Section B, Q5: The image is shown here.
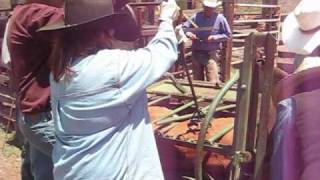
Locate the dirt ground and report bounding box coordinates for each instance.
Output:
[0,128,21,180]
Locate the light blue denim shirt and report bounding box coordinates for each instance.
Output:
[50,21,178,180]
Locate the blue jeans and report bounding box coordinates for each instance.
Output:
[20,137,34,180]
[17,111,55,180]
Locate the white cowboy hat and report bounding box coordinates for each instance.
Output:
[202,0,221,8]
[282,0,320,55]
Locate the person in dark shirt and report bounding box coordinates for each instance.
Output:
[183,0,231,85]
[7,0,63,179]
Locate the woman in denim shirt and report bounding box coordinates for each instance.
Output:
[39,0,180,179]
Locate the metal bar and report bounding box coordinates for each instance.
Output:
[171,79,237,90]
[158,122,179,135]
[179,40,202,116]
[207,124,234,144]
[195,70,240,180]
[182,12,199,28]
[156,112,202,125]
[235,3,281,8]
[234,18,281,24]
[154,98,204,123]
[148,95,171,106]
[129,2,161,6]
[246,63,260,155]
[253,34,276,180]
[158,135,234,156]
[230,33,256,180]
[164,72,188,94]
[147,90,237,103]
[215,104,237,111]
[221,0,234,82]
[233,31,278,38]
[157,104,236,125]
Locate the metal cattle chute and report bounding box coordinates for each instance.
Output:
[147,33,276,180]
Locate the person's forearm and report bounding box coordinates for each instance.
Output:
[146,20,178,56]
[212,34,230,40]
[118,21,178,97]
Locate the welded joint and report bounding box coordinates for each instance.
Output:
[232,151,252,166]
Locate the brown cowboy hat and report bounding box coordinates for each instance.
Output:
[38,0,141,42]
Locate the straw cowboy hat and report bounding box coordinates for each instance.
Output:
[39,0,140,42]
[202,0,221,8]
[282,0,320,55]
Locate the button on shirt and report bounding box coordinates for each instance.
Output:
[183,12,231,51]
[50,21,178,180]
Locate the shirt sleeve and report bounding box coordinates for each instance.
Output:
[8,4,64,45]
[271,98,301,180]
[29,6,63,35]
[1,19,11,70]
[118,21,178,105]
[212,14,232,40]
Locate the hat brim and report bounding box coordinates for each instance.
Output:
[38,13,141,42]
[282,13,320,55]
[202,1,222,8]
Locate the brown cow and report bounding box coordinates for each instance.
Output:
[148,106,234,180]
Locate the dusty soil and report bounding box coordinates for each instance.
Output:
[0,128,21,180]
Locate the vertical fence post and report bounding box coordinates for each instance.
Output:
[229,33,256,180]
[222,0,234,82]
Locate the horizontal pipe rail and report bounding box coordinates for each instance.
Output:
[233,30,278,38]
[148,95,171,106]
[235,3,281,8]
[156,104,236,125]
[234,18,281,24]
[207,124,234,144]
[129,2,160,6]
[158,135,234,156]
[154,98,205,123]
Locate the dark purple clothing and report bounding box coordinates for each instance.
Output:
[274,67,320,103]
[272,73,320,180]
[272,98,302,180]
[7,4,63,114]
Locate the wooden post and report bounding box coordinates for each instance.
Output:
[222,0,234,82]
[262,0,279,32]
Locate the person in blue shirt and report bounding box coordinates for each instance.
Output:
[183,0,231,86]
[38,0,180,179]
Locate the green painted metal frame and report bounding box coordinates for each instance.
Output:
[229,33,256,180]
[195,70,240,180]
[253,34,277,180]
[229,33,277,180]
[156,104,236,125]
[146,31,276,180]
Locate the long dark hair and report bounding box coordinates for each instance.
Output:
[49,25,112,82]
